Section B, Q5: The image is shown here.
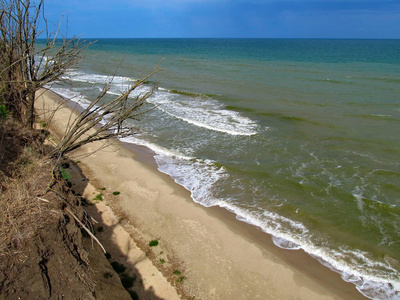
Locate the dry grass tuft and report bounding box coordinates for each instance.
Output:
[0,119,57,268]
[0,155,58,268]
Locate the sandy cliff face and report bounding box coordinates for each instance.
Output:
[0,120,131,300]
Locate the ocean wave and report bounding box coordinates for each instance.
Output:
[62,70,136,86]
[121,135,229,207]
[64,69,258,136]
[120,135,400,300]
[200,192,400,300]
[148,91,258,136]
[272,236,302,250]
[169,88,217,98]
[49,86,92,109]
[120,135,193,160]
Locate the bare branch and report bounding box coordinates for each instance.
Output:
[49,63,162,158]
[66,208,106,254]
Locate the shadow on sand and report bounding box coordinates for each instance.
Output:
[64,157,168,300]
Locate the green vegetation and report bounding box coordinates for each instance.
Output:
[0,105,10,119]
[99,187,106,191]
[103,272,113,279]
[159,258,166,264]
[173,270,185,283]
[112,191,121,195]
[59,168,71,180]
[149,240,159,247]
[178,276,185,283]
[93,193,103,201]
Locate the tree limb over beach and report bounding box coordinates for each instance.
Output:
[49,62,162,159]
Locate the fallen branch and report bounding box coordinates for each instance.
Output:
[65,208,106,254]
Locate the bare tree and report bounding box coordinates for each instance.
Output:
[49,65,161,159]
[0,0,88,128]
[1,0,161,161]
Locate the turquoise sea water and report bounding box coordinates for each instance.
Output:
[46,39,400,299]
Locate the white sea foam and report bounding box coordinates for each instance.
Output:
[63,69,259,136]
[62,71,135,86]
[203,195,400,299]
[272,236,302,250]
[49,86,92,109]
[371,114,393,117]
[121,136,229,207]
[120,135,193,160]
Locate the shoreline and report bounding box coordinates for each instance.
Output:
[121,136,366,300]
[36,88,366,299]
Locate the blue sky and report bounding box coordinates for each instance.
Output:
[42,0,400,38]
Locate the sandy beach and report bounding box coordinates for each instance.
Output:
[35,88,366,299]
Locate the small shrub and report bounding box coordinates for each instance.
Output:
[103,272,113,279]
[97,226,104,232]
[59,167,71,180]
[149,240,158,247]
[111,261,126,273]
[93,193,103,201]
[113,191,121,195]
[61,162,70,168]
[0,105,9,119]
[173,270,181,276]
[178,276,185,283]
[159,258,166,264]
[99,187,106,190]
[120,272,136,289]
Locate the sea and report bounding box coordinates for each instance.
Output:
[43,39,400,299]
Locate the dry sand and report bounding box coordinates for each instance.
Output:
[35,89,366,300]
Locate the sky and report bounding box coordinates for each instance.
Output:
[41,0,400,39]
